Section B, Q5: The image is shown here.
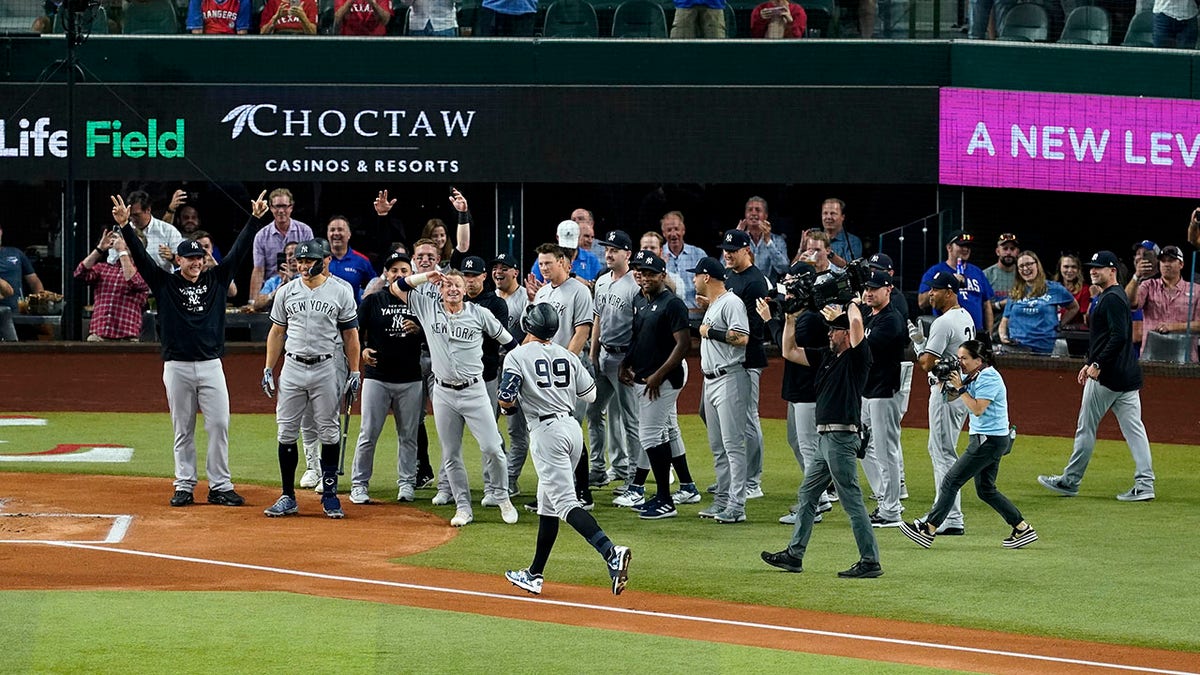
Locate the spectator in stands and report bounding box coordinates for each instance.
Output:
[166,198,222,261]
[327,215,376,307]
[1128,240,1159,353]
[639,231,685,300]
[122,190,185,273]
[527,220,605,286]
[796,229,837,273]
[1129,245,1199,340]
[1054,253,1089,329]
[401,0,458,35]
[250,188,312,307]
[1189,207,1200,249]
[187,0,252,33]
[252,241,298,312]
[477,0,536,36]
[998,251,1078,354]
[0,277,13,342]
[421,210,471,270]
[0,224,45,317]
[192,230,237,298]
[919,230,994,338]
[573,209,606,261]
[659,211,707,322]
[983,233,1020,316]
[738,196,789,284]
[750,0,806,37]
[671,0,727,37]
[969,0,1015,39]
[1152,0,1198,49]
[334,0,391,34]
[74,229,150,342]
[260,0,317,34]
[820,198,862,266]
[31,1,62,33]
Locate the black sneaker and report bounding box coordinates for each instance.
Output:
[837,559,883,578]
[169,490,194,507]
[761,550,804,573]
[207,489,245,506]
[938,526,966,536]
[523,500,539,513]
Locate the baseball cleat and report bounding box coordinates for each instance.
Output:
[264,494,299,517]
[169,490,194,507]
[431,491,454,506]
[745,485,764,500]
[506,568,543,595]
[481,493,499,507]
[612,486,645,508]
[1116,486,1156,502]
[713,508,746,524]
[671,483,702,504]
[697,503,727,519]
[638,499,677,520]
[322,495,345,519]
[607,545,631,596]
[498,497,519,524]
[207,489,245,507]
[299,469,321,489]
[349,486,370,505]
[1037,474,1078,497]
[450,509,473,527]
[396,484,415,502]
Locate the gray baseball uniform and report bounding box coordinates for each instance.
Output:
[302,275,353,479]
[270,274,358,446]
[700,291,751,515]
[533,276,593,422]
[588,269,641,485]
[407,287,514,512]
[498,288,531,490]
[921,306,975,531]
[502,340,597,518]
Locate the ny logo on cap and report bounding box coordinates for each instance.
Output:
[634,251,646,261]
[607,231,618,240]
[465,260,476,270]
[725,234,733,243]
[1091,253,1099,261]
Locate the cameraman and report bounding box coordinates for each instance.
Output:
[761,300,882,579]
[914,271,975,536]
[860,271,908,528]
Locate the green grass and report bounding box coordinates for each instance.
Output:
[3,412,1199,651]
[0,591,966,674]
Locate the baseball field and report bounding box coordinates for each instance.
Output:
[2,349,1198,674]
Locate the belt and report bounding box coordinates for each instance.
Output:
[538,411,571,422]
[602,344,628,354]
[703,365,742,379]
[437,377,479,391]
[817,423,859,434]
[287,352,333,365]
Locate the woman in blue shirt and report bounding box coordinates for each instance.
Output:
[999,251,1079,354]
[901,340,1038,550]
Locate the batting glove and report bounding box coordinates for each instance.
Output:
[261,368,276,399]
[907,320,926,345]
[345,371,362,405]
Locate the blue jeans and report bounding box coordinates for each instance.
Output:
[409,22,458,36]
[1152,13,1198,49]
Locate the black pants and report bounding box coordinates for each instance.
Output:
[927,433,1023,528]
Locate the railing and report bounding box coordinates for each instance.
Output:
[876,208,955,292]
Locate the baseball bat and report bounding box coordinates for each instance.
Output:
[337,392,351,476]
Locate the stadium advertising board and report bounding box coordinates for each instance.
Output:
[0,84,937,183]
[940,87,1200,199]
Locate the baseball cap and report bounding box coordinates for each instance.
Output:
[826,312,851,330]
[718,229,752,251]
[294,239,327,260]
[597,230,633,251]
[788,260,815,277]
[459,256,487,276]
[864,270,893,288]
[631,250,666,274]
[997,233,1020,247]
[1084,250,1120,269]
[1159,245,1184,261]
[556,220,580,249]
[383,250,410,268]
[1133,239,1159,254]
[176,240,206,258]
[687,256,727,280]
[945,230,974,247]
[867,253,893,271]
[928,270,961,290]
[491,253,518,269]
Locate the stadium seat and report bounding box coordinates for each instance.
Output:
[122,0,179,35]
[1058,5,1109,45]
[52,5,109,34]
[1121,10,1153,47]
[1140,331,1194,363]
[543,0,600,37]
[724,4,737,37]
[799,0,836,36]
[611,0,668,37]
[997,2,1049,42]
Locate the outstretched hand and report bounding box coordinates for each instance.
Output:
[374,189,396,216]
[110,195,130,225]
[250,190,269,219]
[449,188,468,213]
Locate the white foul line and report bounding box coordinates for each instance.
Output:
[0,513,133,544]
[36,541,1197,675]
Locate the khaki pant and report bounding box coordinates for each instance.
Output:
[670,7,726,38]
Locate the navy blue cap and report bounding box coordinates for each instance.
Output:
[294,239,329,260]
[631,250,666,274]
[598,230,633,251]
[491,253,518,269]
[1084,250,1120,269]
[687,256,727,280]
[383,251,410,268]
[826,312,851,330]
[864,270,893,288]
[460,256,487,275]
[176,240,206,258]
[868,253,894,271]
[928,270,961,290]
[718,229,752,251]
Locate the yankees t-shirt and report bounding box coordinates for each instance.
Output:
[359,289,423,384]
[626,288,689,388]
[863,302,908,399]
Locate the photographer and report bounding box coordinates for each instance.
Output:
[915,271,975,536]
[761,300,882,579]
[900,340,1037,550]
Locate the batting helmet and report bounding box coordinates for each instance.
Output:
[522,303,559,341]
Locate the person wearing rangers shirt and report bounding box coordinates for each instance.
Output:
[187,0,252,33]
[334,0,392,35]
[261,0,317,34]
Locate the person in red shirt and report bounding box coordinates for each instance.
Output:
[74,230,150,342]
[750,0,806,38]
[334,0,392,35]
[261,0,318,34]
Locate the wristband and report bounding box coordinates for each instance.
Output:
[1090,362,1100,370]
[457,210,471,224]
[708,329,728,343]
[94,247,105,257]
[118,251,129,258]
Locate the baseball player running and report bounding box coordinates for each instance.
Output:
[914,271,975,535]
[501,303,631,596]
[262,239,362,519]
[349,251,425,504]
[690,256,752,523]
[392,268,521,527]
[111,192,266,508]
[619,251,691,520]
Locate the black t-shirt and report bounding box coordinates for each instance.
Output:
[124,217,257,363]
[626,288,689,389]
[766,310,827,403]
[863,302,908,398]
[725,265,769,369]
[467,288,509,382]
[1087,285,1142,392]
[812,340,872,426]
[359,288,424,384]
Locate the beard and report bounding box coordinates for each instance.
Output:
[1001,255,1017,266]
